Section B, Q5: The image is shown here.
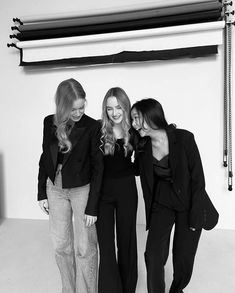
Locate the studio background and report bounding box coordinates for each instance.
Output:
[0,0,234,229]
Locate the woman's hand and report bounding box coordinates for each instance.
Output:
[39,199,49,215]
[84,214,97,227]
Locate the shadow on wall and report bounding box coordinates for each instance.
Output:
[0,153,5,220]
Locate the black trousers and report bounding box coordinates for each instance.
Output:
[96,175,138,293]
[145,204,202,293]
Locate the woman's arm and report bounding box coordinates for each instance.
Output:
[37,116,50,201]
[85,122,104,216]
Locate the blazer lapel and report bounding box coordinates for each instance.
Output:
[167,127,178,179]
[49,119,87,168]
[140,138,154,195]
[62,125,86,166]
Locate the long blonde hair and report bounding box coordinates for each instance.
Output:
[54,78,86,153]
[101,87,132,156]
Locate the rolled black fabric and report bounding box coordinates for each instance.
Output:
[19,1,221,31]
[16,9,222,41]
[20,45,218,67]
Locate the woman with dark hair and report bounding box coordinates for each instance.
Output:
[97,87,138,293]
[37,78,103,293]
[130,98,218,293]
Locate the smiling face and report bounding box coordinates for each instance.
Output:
[70,98,86,122]
[106,96,124,125]
[131,107,152,137]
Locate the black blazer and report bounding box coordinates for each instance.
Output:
[37,114,103,216]
[133,125,219,230]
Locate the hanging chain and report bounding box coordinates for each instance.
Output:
[227,24,233,190]
[223,26,228,167]
[223,0,234,191]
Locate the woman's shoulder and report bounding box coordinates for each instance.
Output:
[175,128,193,137]
[167,124,192,137]
[173,128,195,146]
[96,119,102,126]
[43,114,54,125]
[82,114,101,127]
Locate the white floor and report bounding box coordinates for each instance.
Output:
[0,219,235,293]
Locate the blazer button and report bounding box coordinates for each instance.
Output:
[177,189,181,194]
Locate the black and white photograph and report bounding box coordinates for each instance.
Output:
[1,0,235,292]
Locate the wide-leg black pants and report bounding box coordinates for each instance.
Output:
[145,204,202,293]
[96,175,138,293]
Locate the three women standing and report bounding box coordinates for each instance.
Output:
[38,80,218,293]
[37,78,103,293]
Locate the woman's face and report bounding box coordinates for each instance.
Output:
[70,98,86,122]
[131,108,151,137]
[106,96,124,125]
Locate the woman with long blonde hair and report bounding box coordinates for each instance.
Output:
[37,78,103,293]
[97,87,138,293]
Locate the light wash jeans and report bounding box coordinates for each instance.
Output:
[47,167,98,293]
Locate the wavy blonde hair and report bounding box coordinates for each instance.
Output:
[54,78,86,153]
[101,87,132,156]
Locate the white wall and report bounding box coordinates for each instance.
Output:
[0,0,234,229]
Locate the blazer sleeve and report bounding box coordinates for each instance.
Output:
[185,133,206,228]
[85,122,104,216]
[37,117,50,201]
[185,132,219,230]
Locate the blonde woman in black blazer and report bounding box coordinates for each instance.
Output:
[130,98,218,293]
[37,78,103,293]
[96,87,138,293]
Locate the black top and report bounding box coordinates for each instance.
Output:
[153,155,171,179]
[57,149,65,165]
[103,139,135,179]
[153,155,185,211]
